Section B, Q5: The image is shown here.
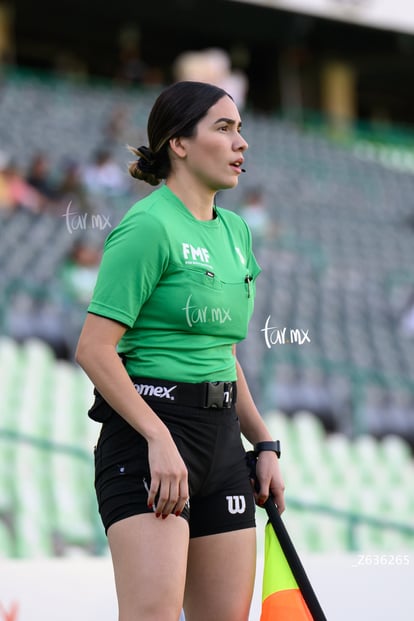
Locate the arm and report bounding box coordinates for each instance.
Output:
[234,349,285,513]
[76,313,189,517]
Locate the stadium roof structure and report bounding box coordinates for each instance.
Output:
[231,0,414,36]
[9,0,414,122]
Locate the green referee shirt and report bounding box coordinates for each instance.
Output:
[88,185,261,382]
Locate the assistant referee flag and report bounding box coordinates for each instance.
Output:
[260,496,327,621]
[261,520,313,620]
[245,449,326,620]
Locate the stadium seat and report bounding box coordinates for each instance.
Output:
[1,70,414,557]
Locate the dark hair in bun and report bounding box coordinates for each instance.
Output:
[128,80,230,186]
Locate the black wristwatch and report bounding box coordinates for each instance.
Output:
[254,440,281,459]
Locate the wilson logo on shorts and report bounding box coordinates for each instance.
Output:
[226,495,246,515]
[133,383,177,400]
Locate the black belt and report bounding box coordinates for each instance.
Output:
[130,376,237,409]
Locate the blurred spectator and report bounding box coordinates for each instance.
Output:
[7,239,101,361]
[173,48,228,85]
[60,240,101,306]
[53,51,88,82]
[59,239,102,356]
[116,45,148,85]
[82,148,131,197]
[239,186,276,242]
[55,158,92,214]
[0,155,48,213]
[229,43,251,88]
[115,23,149,86]
[220,68,249,112]
[26,151,57,200]
[103,105,130,145]
[0,150,12,210]
[173,47,249,110]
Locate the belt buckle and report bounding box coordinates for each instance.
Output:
[204,381,233,408]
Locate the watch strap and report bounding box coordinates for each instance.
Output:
[254,440,281,458]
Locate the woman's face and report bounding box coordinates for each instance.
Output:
[179,95,248,191]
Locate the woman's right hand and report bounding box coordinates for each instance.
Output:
[76,315,189,518]
[146,431,189,518]
[76,314,189,518]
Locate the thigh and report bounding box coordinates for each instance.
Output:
[184,528,257,621]
[108,514,189,621]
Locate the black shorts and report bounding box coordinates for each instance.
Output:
[93,399,256,538]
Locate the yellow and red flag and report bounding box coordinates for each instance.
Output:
[261,520,313,620]
[245,449,326,620]
[259,497,327,621]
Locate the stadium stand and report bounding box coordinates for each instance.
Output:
[1,337,413,558]
[1,69,414,557]
[0,336,105,558]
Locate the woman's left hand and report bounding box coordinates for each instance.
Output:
[254,451,285,514]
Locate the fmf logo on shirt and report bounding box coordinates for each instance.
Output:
[182,243,210,264]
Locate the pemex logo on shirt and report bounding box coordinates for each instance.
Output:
[182,242,211,266]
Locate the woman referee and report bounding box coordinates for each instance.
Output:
[76,80,285,621]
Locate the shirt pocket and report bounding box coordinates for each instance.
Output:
[169,266,257,339]
[184,267,224,291]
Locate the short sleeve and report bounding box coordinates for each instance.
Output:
[88,212,169,327]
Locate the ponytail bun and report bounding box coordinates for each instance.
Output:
[127,145,162,186]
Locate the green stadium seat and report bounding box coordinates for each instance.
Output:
[1,69,414,556]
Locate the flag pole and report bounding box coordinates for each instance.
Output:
[246,451,328,621]
[262,495,327,621]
